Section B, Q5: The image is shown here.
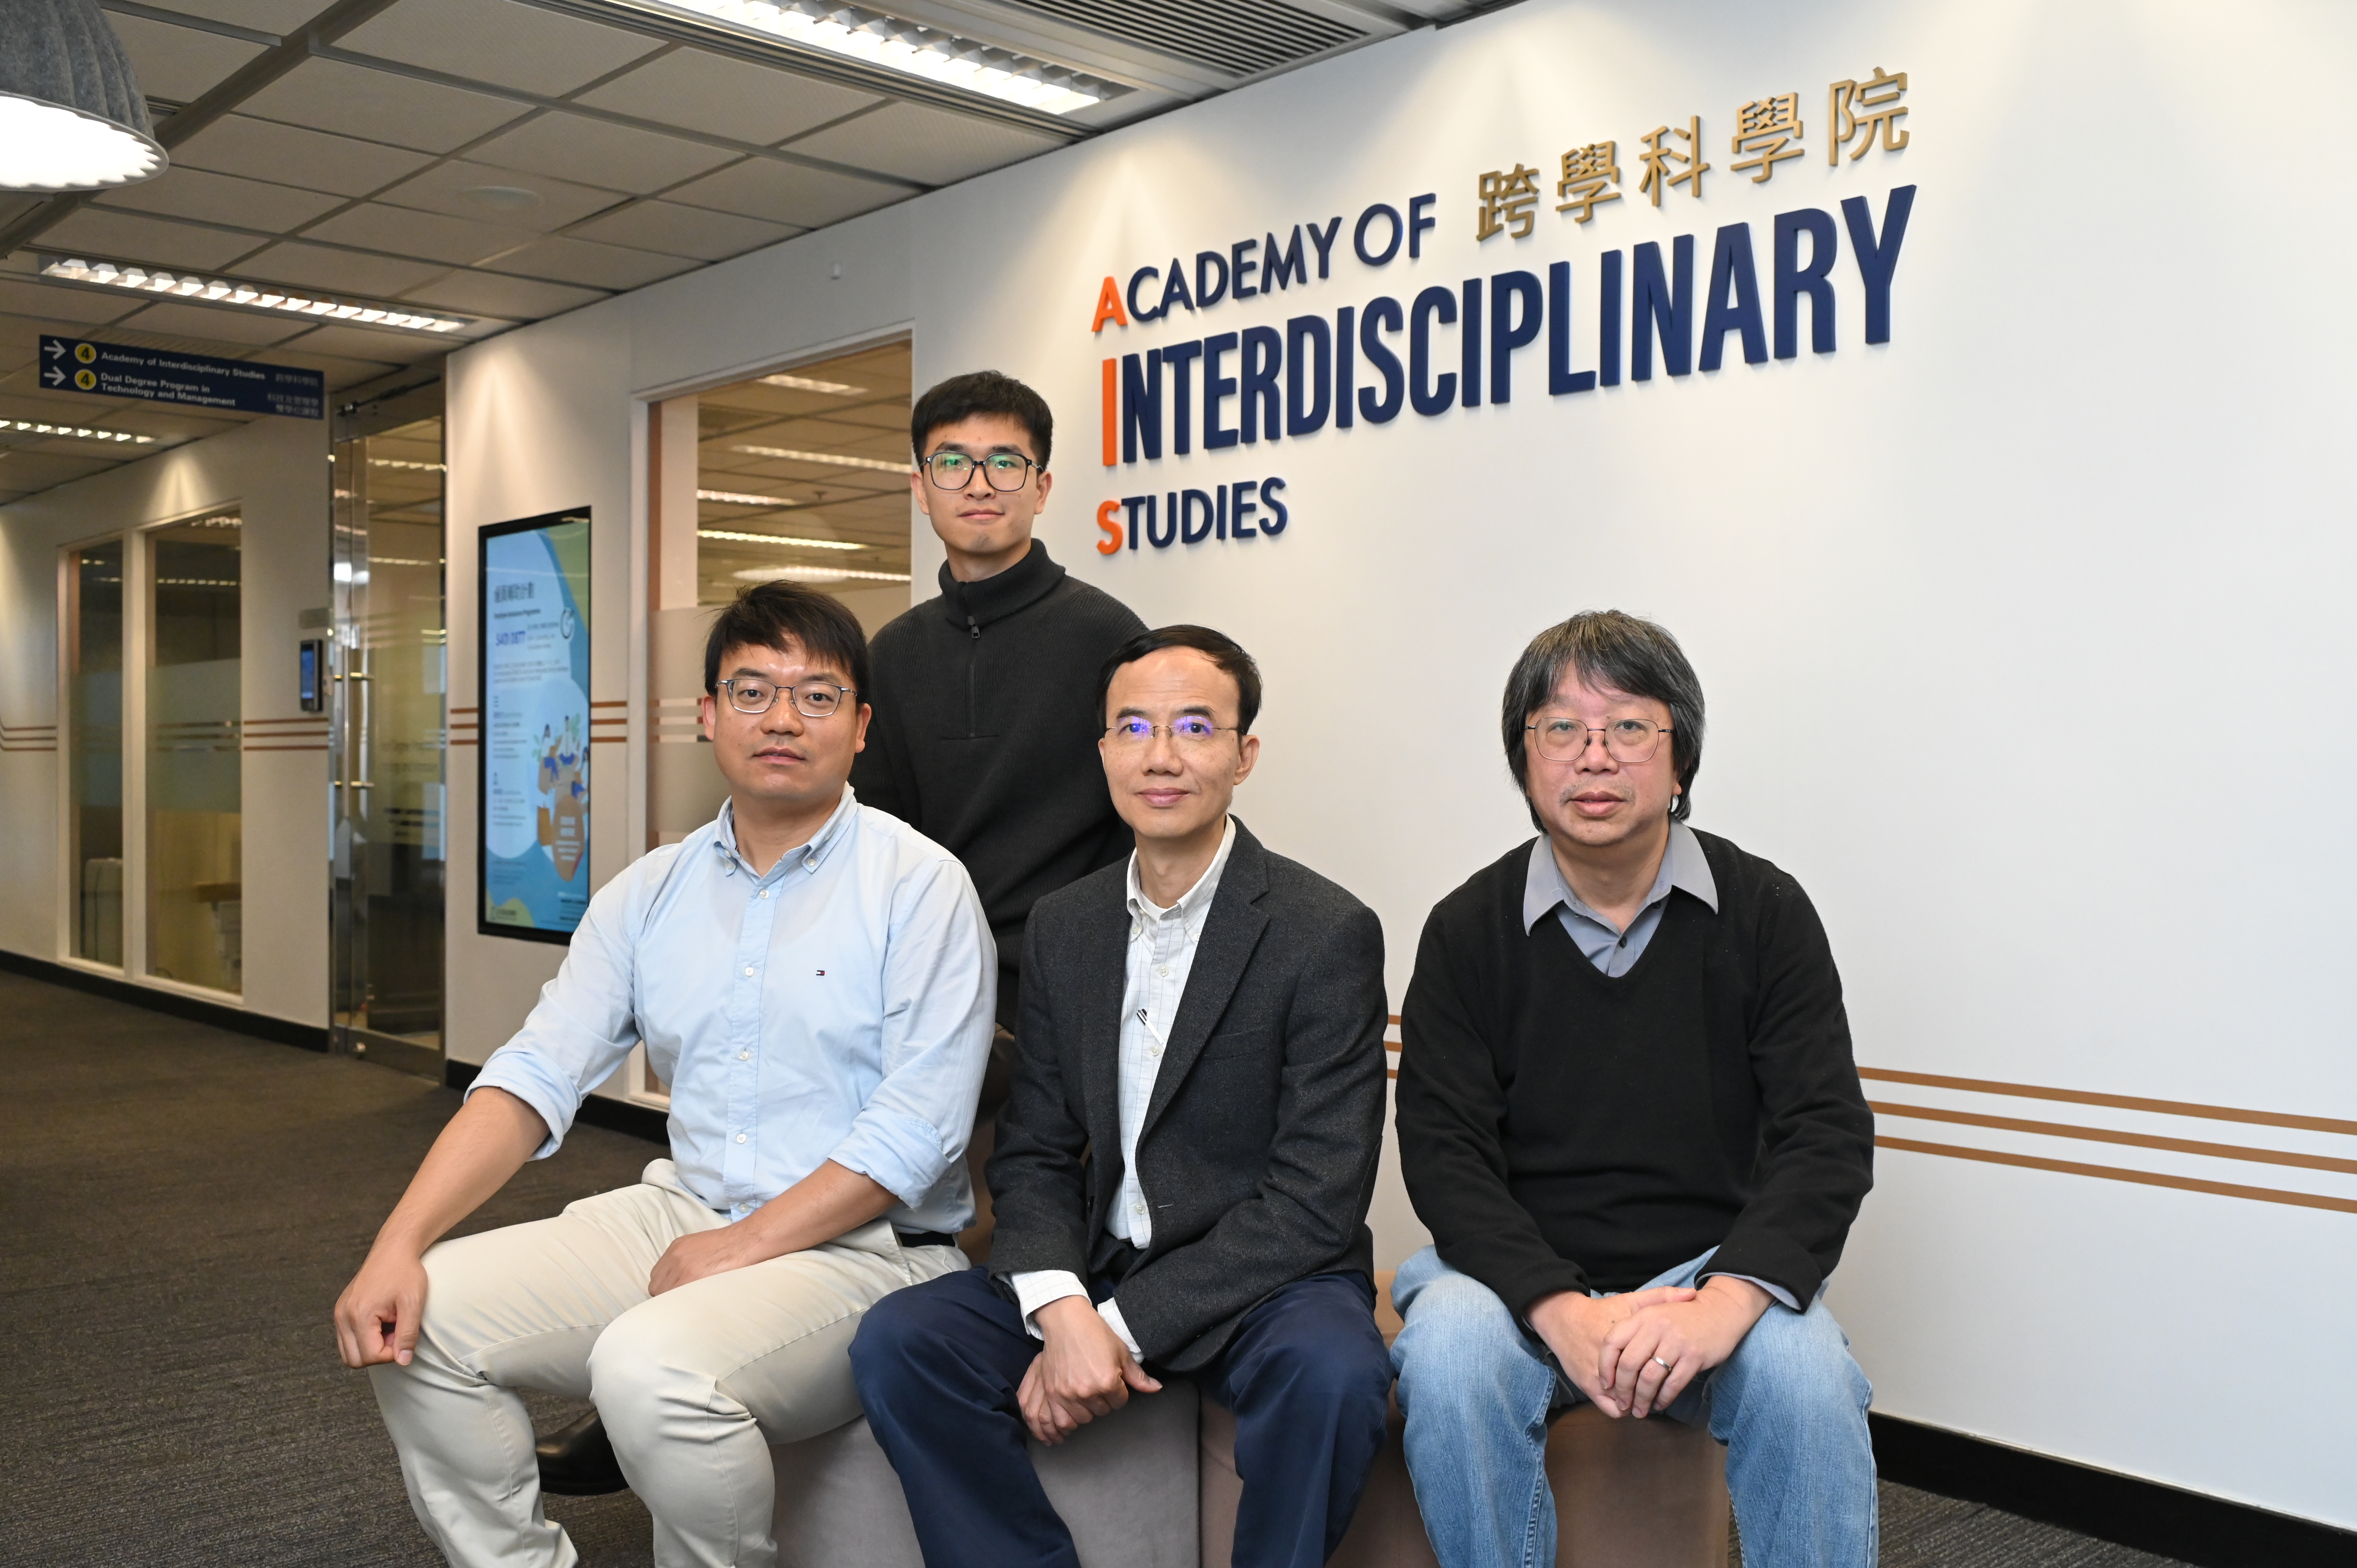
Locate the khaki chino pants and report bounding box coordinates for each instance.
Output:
[368,1159,965,1568]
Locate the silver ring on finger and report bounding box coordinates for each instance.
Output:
[1652,1355,1674,1373]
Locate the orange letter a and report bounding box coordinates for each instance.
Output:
[1090,275,1129,333]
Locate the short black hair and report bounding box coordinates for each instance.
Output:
[1098,625,1263,735]
[703,579,869,699]
[910,370,1053,470]
[1501,610,1705,823]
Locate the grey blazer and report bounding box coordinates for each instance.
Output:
[986,820,1389,1371]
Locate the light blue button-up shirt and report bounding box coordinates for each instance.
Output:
[469,788,997,1235]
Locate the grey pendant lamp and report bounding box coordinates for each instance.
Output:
[0,0,166,191]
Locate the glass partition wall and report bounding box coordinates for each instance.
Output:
[67,540,125,967]
[145,514,243,993]
[330,414,447,1073]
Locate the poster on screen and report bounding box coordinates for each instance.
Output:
[478,509,592,942]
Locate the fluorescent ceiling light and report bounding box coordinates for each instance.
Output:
[370,457,447,470]
[732,565,912,583]
[699,528,864,550]
[6,419,152,443]
[40,255,469,334]
[0,93,164,191]
[626,0,1117,116]
[731,445,911,473]
[758,373,865,394]
[698,487,793,505]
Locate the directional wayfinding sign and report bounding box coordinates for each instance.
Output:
[39,336,325,419]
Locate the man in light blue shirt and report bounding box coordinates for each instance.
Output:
[334,582,995,1568]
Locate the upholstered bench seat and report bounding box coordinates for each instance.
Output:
[764,1270,1728,1568]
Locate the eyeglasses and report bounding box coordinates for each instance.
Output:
[1527,716,1672,763]
[719,678,855,717]
[1104,716,1235,747]
[922,450,1040,491]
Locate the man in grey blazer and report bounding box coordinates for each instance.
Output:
[852,625,1394,1568]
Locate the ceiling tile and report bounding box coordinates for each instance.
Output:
[477,237,696,290]
[111,300,315,345]
[465,113,737,194]
[136,0,336,36]
[0,279,148,326]
[233,240,450,296]
[95,164,346,231]
[239,58,531,152]
[665,157,905,227]
[107,13,269,103]
[271,322,444,363]
[376,160,626,231]
[336,0,664,97]
[396,269,603,319]
[39,208,262,271]
[299,203,540,267]
[572,48,880,147]
[783,102,1064,187]
[565,200,797,261]
[171,115,438,197]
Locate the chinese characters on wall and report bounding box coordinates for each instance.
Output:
[1478,66,1908,238]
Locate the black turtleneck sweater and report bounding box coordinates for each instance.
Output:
[851,542,1143,1025]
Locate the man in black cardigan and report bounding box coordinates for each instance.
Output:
[1392,611,1877,1568]
[853,626,1394,1568]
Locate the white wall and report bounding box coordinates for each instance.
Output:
[0,414,331,1026]
[442,0,2357,1525]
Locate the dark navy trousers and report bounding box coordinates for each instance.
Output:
[851,1265,1392,1568]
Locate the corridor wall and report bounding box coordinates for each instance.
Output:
[0,414,332,1028]
[439,0,2357,1529]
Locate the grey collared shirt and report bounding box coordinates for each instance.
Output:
[1520,821,1796,1311]
[1523,819,1718,974]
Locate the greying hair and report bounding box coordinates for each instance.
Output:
[1501,610,1705,823]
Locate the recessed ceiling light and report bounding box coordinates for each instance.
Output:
[731,564,911,583]
[459,185,543,212]
[614,0,1118,116]
[38,254,469,334]
[699,528,864,550]
[758,373,865,395]
[731,445,911,473]
[5,419,154,443]
[698,487,792,505]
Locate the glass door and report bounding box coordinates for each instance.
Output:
[330,412,447,1076]
[66,540,125,967]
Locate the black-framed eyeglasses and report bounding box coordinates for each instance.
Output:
[719,678,855,718]
[1103,716,1235,747]
[922,450,1041,491]
[1526,716,1672,763]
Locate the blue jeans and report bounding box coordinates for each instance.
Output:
[1389,1247,1875,1568]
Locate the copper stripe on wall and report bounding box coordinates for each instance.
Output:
[1869,1100,2357,1176]
[1876,1135,2357,1216]
[1860,1066,2357,1137]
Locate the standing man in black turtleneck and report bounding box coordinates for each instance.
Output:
[855,369,1144,1187]
[854,371,1144,1039]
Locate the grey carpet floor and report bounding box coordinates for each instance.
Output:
[0,970,2188,1568]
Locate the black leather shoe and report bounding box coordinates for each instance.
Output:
[535,1410,629,1496]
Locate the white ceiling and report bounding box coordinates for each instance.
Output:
[0,0,1476,505]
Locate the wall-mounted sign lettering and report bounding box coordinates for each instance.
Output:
[37,335,325,419]
[478,510,592,943]
[1084,65,1915,558]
